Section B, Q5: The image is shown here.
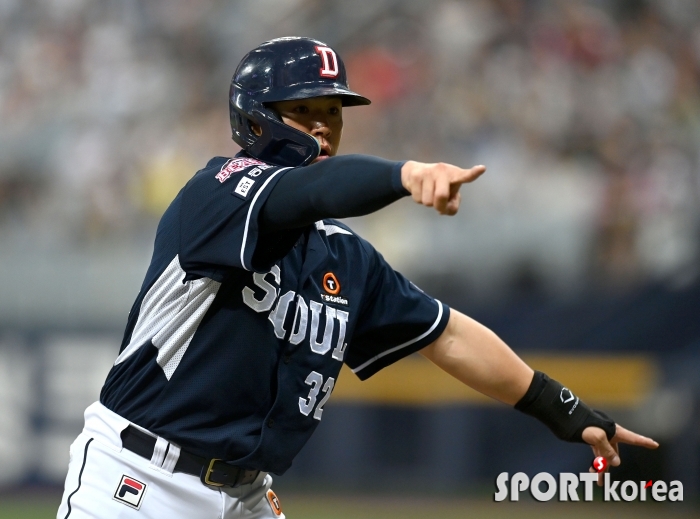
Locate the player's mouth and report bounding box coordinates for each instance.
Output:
[313,145,332,163]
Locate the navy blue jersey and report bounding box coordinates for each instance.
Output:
[100,154,450,474]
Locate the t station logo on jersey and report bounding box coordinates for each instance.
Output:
[494,472,683,502]
[322,272,341,294]
[320,272,348,305]
[113,475,147,510]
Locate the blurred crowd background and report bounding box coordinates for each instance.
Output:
[2,0,700,296]
[0,0,699,511]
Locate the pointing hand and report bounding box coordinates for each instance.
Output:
[400,161,486,215]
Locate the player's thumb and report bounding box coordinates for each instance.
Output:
[584,426,620,467]
[602,442,620,467]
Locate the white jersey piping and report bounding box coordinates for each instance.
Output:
[240,167,291,270]
[351,300,444,375]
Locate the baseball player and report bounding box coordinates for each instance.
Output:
[57,37,658,519]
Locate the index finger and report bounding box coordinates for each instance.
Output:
[613,425,659,449]
[450,164,486,185]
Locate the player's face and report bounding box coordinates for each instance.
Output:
[266,97,343,163]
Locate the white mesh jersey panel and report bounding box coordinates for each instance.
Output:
[113,255,221,380]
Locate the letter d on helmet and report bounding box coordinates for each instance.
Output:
[229,37,371,168]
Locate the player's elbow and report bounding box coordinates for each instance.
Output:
[420,310,460,362]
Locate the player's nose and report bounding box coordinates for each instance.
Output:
[311,119,332,139]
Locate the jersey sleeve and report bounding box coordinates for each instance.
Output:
[346,241,451,380]
[178,156,293,276]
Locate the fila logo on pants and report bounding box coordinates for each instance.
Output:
[113,475,147,510]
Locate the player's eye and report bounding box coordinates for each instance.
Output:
[293,105,309,114]
[328,106,340,115]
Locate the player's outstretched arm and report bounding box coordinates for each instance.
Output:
[420,310,659,484]
[419,310,534,405]
[260,156,486,232]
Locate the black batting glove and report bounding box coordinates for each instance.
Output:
[514,371,616,443]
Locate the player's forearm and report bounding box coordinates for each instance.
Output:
[260,155,408,232]
[420,310,533,405]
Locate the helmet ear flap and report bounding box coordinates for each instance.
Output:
[230,93,320,167]
[249,106,320,167]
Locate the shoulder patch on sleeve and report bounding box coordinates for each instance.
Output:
[233,176,256,198]
[215,157,272,183]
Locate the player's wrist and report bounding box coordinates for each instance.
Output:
[392,161,410,196]
[400,161,415,193]
[515,370,616,443]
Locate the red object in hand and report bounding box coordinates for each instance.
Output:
[592,456,608,473]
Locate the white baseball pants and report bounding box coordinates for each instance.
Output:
[56,402,285,519]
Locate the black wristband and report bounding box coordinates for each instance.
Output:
[515,371,616,443]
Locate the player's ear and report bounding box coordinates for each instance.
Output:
[250,123,262,137]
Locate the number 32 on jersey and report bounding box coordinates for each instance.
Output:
[299,371,335,420]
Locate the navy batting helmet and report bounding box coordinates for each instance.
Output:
[230,37,371,167]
